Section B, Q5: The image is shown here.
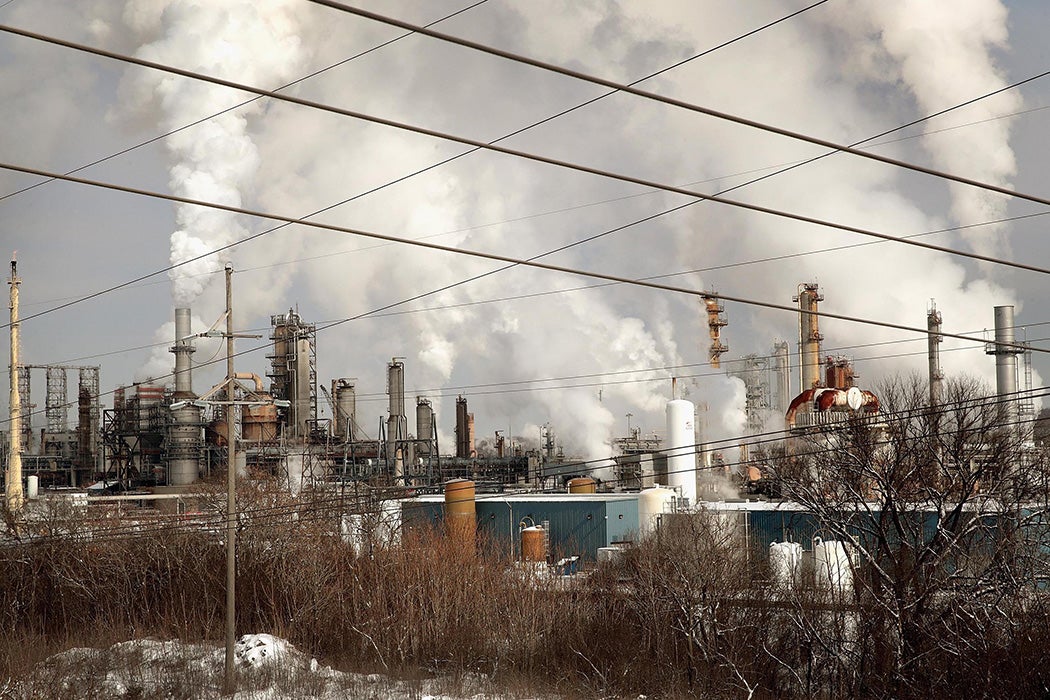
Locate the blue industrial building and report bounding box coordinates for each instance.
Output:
[403,493,639,560]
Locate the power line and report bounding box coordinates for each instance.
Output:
[0,26,1046,287]
[304,1,1050,210]
[1,10,1044,429]
[0,1,848,327]
[0,0,492,205]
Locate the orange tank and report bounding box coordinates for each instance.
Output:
[567,477,597,494]
[521,526,546,562]
[444,479,476,550]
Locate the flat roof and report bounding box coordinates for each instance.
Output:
[412,492,640,504]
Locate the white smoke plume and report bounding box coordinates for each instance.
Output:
[818,1,1021,262]
[95,0,1037,443]
[119,0,309,309]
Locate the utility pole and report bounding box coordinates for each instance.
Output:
[223,263,236,695]
[7,255,23,514]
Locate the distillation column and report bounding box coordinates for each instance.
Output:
[386,359,407,480]
[795,283,824,392]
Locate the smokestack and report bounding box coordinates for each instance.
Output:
[7,255,24,512]
[927,302,943,406]
[168,306,201,486]
[172,307,195,396]
[986,305,1021,428]
[795,283,824,392]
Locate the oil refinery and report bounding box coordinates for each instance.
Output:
[3,257,1041,563]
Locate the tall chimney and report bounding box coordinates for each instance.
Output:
[986,305,1021,429]
[173,308,195,397]
[927,302,943,406]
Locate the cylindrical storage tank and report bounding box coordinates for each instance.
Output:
[242,401,278,442]
[415,397,433,456]
[666,399,697,505]
[638,486,675,537]
[333,379,356,441]
[444,479,476,550]
[813,537,853,594]
[769,541,803,588]
[521,525,546,562]
[567,477,596,494]
[26,475,39,500]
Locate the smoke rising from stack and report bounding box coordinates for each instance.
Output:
[96,1,1039,443]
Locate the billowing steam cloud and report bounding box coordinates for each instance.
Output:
[819,1,1021,261]
[112,0,1035,455]
[120,0,308,307]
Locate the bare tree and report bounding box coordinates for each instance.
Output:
[771,374,1050,698]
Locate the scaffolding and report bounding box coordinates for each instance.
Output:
[13,364,100,485]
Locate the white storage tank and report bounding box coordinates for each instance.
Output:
[666,399,697,505]
[638,486,676,537]
[813,537,853,593]
[769,541,802,587]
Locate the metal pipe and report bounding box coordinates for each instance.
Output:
[233,372,265,394]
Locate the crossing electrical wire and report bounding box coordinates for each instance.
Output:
[0,24,1045,300]
[2,1,838,324]
[304,1,1050,210]
[8,162,1046,357]
[0,0,492,206]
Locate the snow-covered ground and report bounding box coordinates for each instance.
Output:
[11,633,543,699]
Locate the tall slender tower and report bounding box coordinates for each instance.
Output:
[794,283,824,392]
[927,301,943,407]
[7,256,24,512]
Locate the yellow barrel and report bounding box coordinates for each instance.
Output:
[444,479,476,549]
[521,526,546,562]
[567,477,597,494]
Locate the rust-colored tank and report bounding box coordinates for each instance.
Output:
[444,479,476,549]
[521,525,546,562]
[567,477,597,494]
[242,400,278,442]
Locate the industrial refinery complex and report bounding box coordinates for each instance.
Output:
[3,255,1040,565]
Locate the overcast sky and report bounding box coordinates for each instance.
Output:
[2,0,1048,461]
